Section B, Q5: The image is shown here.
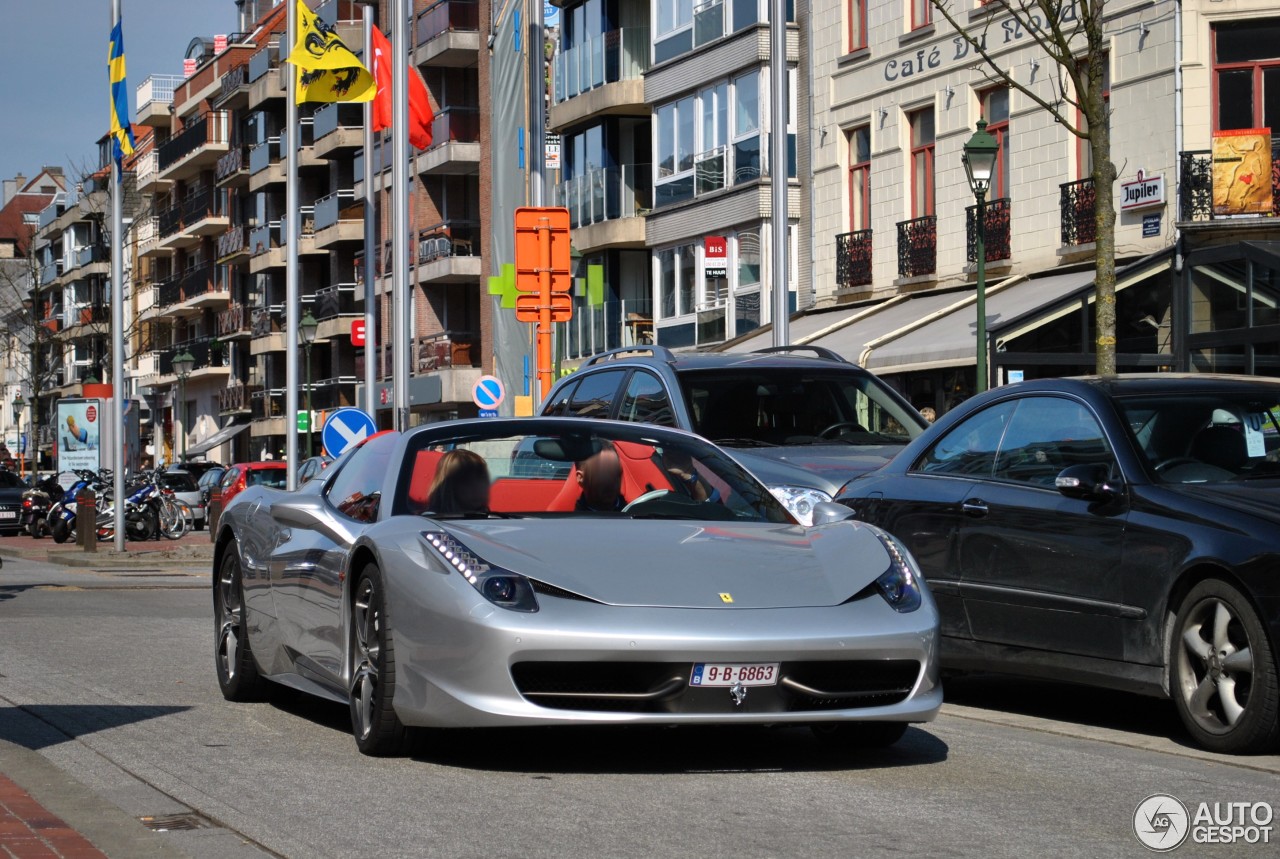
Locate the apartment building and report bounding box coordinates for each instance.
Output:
[549,0,807,358]
[733,0,1280,413]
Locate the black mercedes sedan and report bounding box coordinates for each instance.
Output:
[836,375,1280,754]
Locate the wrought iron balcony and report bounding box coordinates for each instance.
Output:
[217,225,249,259]
[217,302,251,338]
[417,332,479,371]
[216,145,248,183]
[219,382,259,414]
[966,197,1011,263]
[1059,178,1096,246]
[835,229,873,289]
[896,216,937,279]
[1179,139,1280,221]
[157,111,230,172]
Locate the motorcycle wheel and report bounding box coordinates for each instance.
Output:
[50,517,70,544]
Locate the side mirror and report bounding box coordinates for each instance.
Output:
[810,500,857,526]
[1055,464,1122,502]
[270,495,355,544]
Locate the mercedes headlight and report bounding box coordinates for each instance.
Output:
[873,533,923,613]
[768,485,832,526]
[421,531,538,612]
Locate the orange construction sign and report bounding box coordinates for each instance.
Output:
[512,207,574,402]
[515,293,573,323]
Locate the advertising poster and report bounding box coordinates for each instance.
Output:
[56,398,101,474]
[1212,128,1273,215]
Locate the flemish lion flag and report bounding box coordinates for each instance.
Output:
[286,0,374,103]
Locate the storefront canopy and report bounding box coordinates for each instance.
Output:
[184,421,250,458]
[721,298,892,353]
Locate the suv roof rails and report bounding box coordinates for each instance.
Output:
[750,345,851,363]
[581,345,677,367]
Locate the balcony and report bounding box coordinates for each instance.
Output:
[216,145,250,188]
[835,229,873,290]
[216,302,253,340]
[135,74,183,125]
[1059,178,1096,248]
[416,222,481,284]
[414,108,481,175]
[248,222,280,273]
[309,380,360,412]
[896,215,937,280]
[157,111,231,182]
[966,198,1011,264]
[251,388,286,432]
[157,187,227,250]
[247,45,283,109]
[212,63,250,111]
[219,382,259,415]
[315,284,359,341]
[551,28,649,131]
[558,298,654,361]
[653,134,770,209]
[315,190,362,247]
[556,164,651,251]
[135,149,171,195]
[248,138,284,191]
[157,338,228,381]
[415,0,481,67]
[313,103,365,159]
[250,304,286,355]
[136,216,164,258]
[1179,140,1280,224]
[62,304,110,333]
[216,225,252,263]
[70,244,108,276]
[39,260,63,286]
[156,263,223,315]
[282,118,323,170]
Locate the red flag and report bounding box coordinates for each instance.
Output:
[370,27,434,150]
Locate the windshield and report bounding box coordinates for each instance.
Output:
[394,426,793,523]
[160,472,198,492]
[1117,392,1280,483]
[246,468,288,489]
[678,368,924,447]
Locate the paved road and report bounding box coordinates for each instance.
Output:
[0,554,1276,858]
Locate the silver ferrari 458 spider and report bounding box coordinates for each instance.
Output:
[212,418,941,755]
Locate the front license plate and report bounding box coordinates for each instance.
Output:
[689,663,779,687]
[0,511,17,519]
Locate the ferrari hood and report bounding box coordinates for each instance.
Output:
[433,519,893,609]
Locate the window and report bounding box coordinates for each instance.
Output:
[657,243,698,319]
[914,400,1017,476]
[848,126,871,230]
[656,95,696,206]
[655,0,694,63]
[327,431,400,523]
[733,70,761,184]
[911,0,931,30]
[1076,54,1110,179]
[567,369,626,417]
[980,87,1010,199]
[618,371,676,425]
[992,398,1112,486]
[542,378,580,415]
[1214,20,1280,130]
[697,82,729,194]
[848,0,867,52]
[909,107,935,217]
[656,75,761,208]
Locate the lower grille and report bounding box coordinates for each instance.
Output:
[511,660,920,714]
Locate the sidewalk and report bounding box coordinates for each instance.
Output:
[0,530,213,570]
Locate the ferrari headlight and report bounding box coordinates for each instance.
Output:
[421,531,538,612]
[768,485,832,526]
[873,533,922,613]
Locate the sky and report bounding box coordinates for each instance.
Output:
[1,1,234,184]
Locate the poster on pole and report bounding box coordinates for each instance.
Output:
[56,398,101,474]
[1212,129,1274,216]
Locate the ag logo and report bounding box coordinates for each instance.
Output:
[1133,794,1189,851]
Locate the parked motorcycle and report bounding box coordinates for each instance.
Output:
[95,469,189,542]
[21,474,63,539]
[48,469,108,544]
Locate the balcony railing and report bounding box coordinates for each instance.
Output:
[249,222,279,255]
[417,0,480,45]
[135,150,160,187]
[655,133,769,208]
[157,111,231,171]
[418,222,479,262]
[314,283,357,320]
[249,138,280,174]
[315,189,358,231]
[1179,139,1280,221]
[313,102,363,140]
[217,225,249,259]
[251,388,285,421]
[556,164,652,229]
[282,207,316,238]
[417,332,479,371]
[966,197,1011,263]
[554,27,650,103]
[159,338,225,375]
[216,145,248,182]
[136,216,159,252]
[1059,178,1096,246]
[219,382,259,413]
[558,299,654,361]
[135,74,183,114]
[182,187,218,223]
[247,44,278,83]
[158,202,183,238]
[213,64,248,107]
[896,215,937,279]
[835,229,873,289]
[65,304,110,328]
[429,107,480,148]
[157,263,215,307]
[251,305,282,337]
[74,244,106,269]
[217,302,250,338]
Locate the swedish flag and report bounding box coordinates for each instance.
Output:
[108,20,136,168]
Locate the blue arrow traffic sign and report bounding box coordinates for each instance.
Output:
[472,375,505,410]
[321,407,378,458]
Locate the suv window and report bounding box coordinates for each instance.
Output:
[325,432,399,522]
[680,368,923,446]
[542,378,580,416]
[566,370,626,418]
[618,371,676,426]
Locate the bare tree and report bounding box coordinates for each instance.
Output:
[931,0,1117,373]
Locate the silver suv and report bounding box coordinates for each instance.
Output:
[541,346,927,523]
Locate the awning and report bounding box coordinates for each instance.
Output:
[810,289,982,364]
[184,421,250,458]
[720,298,893,353]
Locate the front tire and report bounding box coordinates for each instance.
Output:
[214,545,265,701]
[50,516,69,544]
[349,563,415,756]
[1172,579,1279,754]
[811,721,909,750]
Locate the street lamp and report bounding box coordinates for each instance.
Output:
[173,349,195,462]
[963,118,1001,395]
[12,393,23,481]
[300,311,318,458]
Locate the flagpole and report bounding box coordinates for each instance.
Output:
[285,0,300,488]
[110,0,126,550]
[391,0,409,431]
[362,2,377,416]
[769,0,789,348]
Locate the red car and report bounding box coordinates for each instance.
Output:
[214,461,288,509]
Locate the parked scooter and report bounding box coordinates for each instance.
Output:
[21,474,63,538]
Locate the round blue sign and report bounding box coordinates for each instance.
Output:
[472,375,505,410]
